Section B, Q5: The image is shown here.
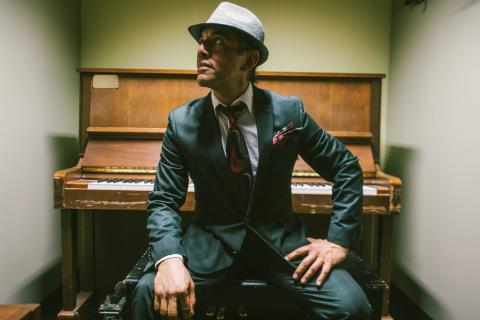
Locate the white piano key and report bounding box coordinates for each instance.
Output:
[362,186,377,195]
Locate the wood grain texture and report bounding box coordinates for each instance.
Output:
[0,304,40,320]
[82,140,162,169]
[89,76,207,128]
[379,215,395,316]
[257,79,372,133]
[79,74,92,152]
[61,210,77,311]
[78,68,386,79]
[62,187,389,214]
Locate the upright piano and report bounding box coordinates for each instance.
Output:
[54,69,401,319]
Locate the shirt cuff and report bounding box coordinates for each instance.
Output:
[154,254,184,270]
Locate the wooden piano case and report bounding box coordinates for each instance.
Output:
[53,69,401,319]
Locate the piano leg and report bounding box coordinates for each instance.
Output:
[361,215,378,270]
[77,210,95,292]
[378,215,394,317]
[58,209,94,319]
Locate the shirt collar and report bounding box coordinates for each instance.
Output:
[211,82,254,115]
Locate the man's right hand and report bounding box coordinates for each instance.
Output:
[154,257,195,319]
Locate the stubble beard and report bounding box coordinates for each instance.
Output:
[196,74,218,90]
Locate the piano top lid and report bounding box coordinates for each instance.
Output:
[294,131,376,178]
[82,127,376,177]
[81,139,161,174]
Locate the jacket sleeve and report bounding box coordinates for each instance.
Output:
[147,111,189,263]
[297,99,364,250]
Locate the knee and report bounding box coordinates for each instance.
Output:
[310,270,372,320]
[331,288,372,320]
[335,292,372,320]
[311,293,372,320]
[131,272,156,319]
[132,273,154,302]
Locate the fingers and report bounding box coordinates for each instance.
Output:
[180,287,195,320]
[316,260,333,287]
[188,282,196,317]
[167,295,177,319]
[157,291,193,320]
[178,281,196,320]
[284,244,309,261]
[159,296,168,318]
[288,238,344,286]
[293,253,316,281]
[180,296,191,320]
[300,256,324,284]
[153,295,159,312]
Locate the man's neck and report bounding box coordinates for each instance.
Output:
[213,80,250,106]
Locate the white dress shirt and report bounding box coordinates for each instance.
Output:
[155,83,259,269]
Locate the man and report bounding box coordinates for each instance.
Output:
[132,2,372,319]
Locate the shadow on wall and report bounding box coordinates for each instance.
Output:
[384,145,451,320]
[391,267,450,320]
[10,262,62,305]
[384,145,416,266]
[49,135,79,170]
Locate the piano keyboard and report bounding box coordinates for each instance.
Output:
[87,179,195,192]
[292,183,377,195]
[87,180,377,195]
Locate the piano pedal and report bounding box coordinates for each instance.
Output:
[204,306,216,318]
[237,306,248,318]
[216,306,227,320]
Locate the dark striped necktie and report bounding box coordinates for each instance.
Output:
[217,102,253,207]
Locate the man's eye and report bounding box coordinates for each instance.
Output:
[214,37,224,45]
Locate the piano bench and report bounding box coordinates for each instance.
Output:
[99,249,386,320]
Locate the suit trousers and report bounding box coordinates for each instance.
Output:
[131,231,372,320]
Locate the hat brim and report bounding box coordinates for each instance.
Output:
[188,22,269,66]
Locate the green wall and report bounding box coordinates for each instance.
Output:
[81,0,391,73]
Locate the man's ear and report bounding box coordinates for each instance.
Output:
[242,50,260,72]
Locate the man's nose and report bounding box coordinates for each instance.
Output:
[197,42,210,58]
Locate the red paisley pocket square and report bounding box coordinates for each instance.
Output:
[272,122,303,145]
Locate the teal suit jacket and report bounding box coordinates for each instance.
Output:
[147,86,363,274]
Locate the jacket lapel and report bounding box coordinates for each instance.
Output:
[247,87,273,214]
[200,94,245,211]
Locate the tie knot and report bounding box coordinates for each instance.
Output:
[217,102,247,126]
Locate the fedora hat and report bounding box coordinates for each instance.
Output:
[188,1,269,65]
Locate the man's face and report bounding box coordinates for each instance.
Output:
[196,27,248,89]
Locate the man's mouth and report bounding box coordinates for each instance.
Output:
[197,61,213,71]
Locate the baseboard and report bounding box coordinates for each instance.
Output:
[390,284,433,320]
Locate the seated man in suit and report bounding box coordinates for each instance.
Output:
[132,2,372,319]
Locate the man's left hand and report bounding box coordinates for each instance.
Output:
[284,238,349,287]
